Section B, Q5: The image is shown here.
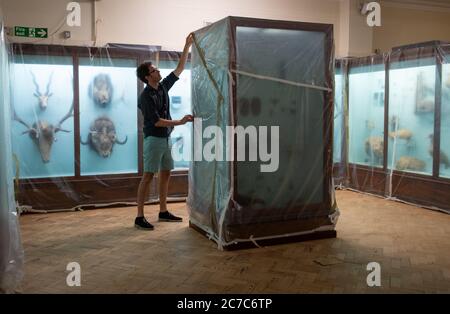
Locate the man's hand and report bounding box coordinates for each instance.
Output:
[174,33,194,77]
[180,114,194,125]
[155,115,193,128]
[185,33,194,48]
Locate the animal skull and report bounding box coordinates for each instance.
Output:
[81,116,127,157]
[31,70,54,110]
[13,102,74,163]
[90,73,113,107]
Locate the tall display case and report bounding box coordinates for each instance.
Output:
[188,16,338,249]
[335,41,450,212]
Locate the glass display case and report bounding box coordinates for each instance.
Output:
[11,55,74,178]
[188,16,337,249]
[10,44,190,211]
[348,62,385,168]
[79,57,138,175]
[235,25,326,209]
[388,58,436,175]
[337,41,450,213]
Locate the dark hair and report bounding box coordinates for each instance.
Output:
[136,61,152,84]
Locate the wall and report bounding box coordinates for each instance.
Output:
[0,0,351,56]
[2,1,450,60]
[95,0,342,51]
[339,0,351,57]
[373,2,450,52]
[348,0,373,57]
[340,0,374,58]
[0,0,94,46]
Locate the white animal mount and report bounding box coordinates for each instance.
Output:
[13,102,74,163]
[30,70,54,110]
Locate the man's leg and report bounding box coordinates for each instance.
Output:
[157,142,182,222]
[135,136,162,229]
[158,170,170,213]
[137,172,154,217]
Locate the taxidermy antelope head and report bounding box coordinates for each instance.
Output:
[13,102,74,163]
[30,70,54,110]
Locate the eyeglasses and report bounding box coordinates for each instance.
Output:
[149,68,159,74]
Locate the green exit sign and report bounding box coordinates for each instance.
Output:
[14,26,48,38]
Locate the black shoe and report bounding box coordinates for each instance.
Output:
[158,211,183,222]
[134,216,154,230]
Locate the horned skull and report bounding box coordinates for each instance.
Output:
[13,102,74,163]
[81,116,127,157]
[31,70,54,110]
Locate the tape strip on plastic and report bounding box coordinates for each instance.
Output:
[231,69,332,92]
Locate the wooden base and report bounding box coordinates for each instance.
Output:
[17,172,188,211]
[189,221,337,251]
[343,164,450,212]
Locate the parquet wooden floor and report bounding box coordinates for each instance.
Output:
[17,190,450,293]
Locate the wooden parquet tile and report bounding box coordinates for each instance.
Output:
[16,190,450,293]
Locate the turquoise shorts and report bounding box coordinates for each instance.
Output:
[143,136,174,173]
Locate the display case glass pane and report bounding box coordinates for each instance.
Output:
[11,55,75,178]
[388,58,435,175]
[79,57,138,175]
[348,64,385,167]
[334,69,343,163]
[440,59,450,178]
[235,26,326,208]
[159,60,192,170]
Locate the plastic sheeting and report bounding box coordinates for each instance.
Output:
[333,59,348,184]
[187,17,339,249]
[0,11,24,292]
[334,41,450,214]
[8,44,190,212]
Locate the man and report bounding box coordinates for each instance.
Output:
[135,33,194,230]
